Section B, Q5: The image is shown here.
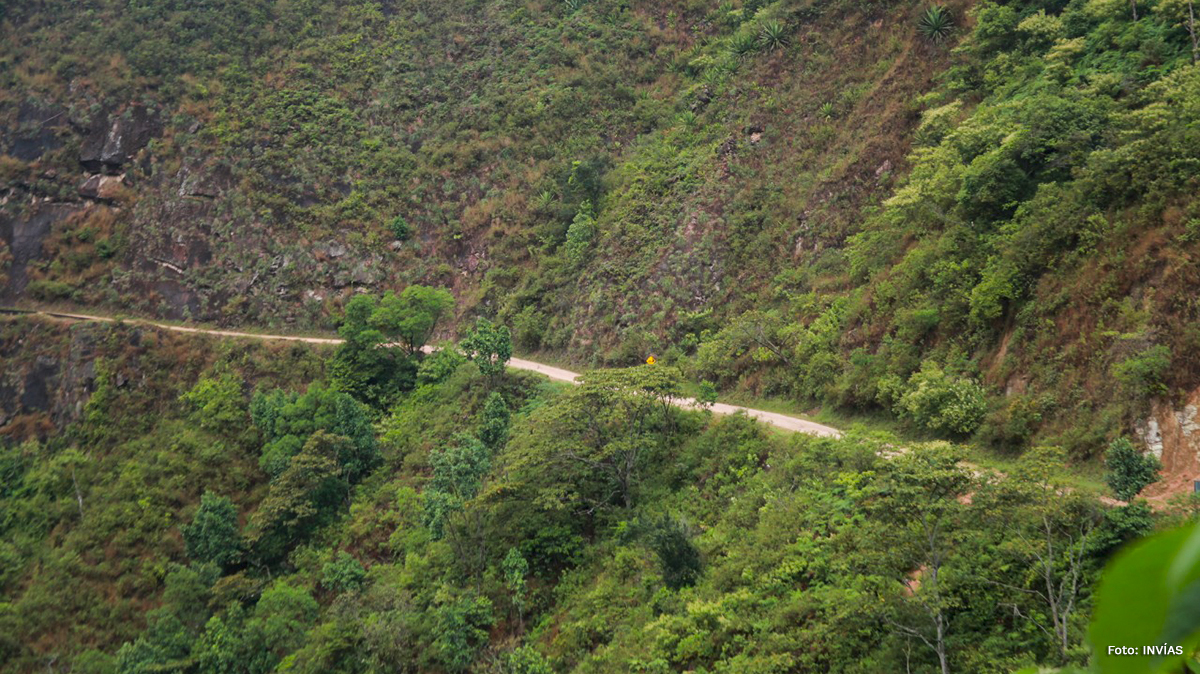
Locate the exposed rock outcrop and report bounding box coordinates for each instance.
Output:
[78,174,126,202]
[7,102,67,161]
[1141,395,1200,499]
[178,159,233,198]
[78,105,161,174]
[0,325,101,437]
[0,203,83,296]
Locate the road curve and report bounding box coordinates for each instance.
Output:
[7,308,842,438]
[509,355,841,437]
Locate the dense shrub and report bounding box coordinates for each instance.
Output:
[1104,437,1161,500]
[643,515,703,590]
[388,215,412,241]
[1112,345,1172,398]
[250,384,378,482]
[181,372,247,432]
[320,551,366,592]
[895,362,987,436]
[25,279,73,301]
[183,492,243,569]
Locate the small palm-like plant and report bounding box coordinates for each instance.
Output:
[819,101,835,120]
[759,20,788,51]
[676,111,698,130]
[918,5,954,43]
[714,0,737,25]
[563,0,584,14]
[729,31,761,59]
[702,66,728,90]
[534,190,555,211]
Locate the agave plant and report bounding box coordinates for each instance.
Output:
[759,20,788,51]
[918,5,954,44]
[819,101,835,120]
[701,66,728,90]
[534,190,556,211]
[729,31,761,59]
[676,110,699,130]
[563,0,584,14]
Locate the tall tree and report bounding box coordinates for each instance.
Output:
[183,492,243,569]
[502,547,529,631]
[459,318,512,383]
[372,286,455,357]
[330,286,453,404]
[507,365,682,512]
[330,294,408,406]
[423,433,493,577]
[247,432,349,562]
[1104,437,1160,501]
[873,443,973,674]
[250,385,378,483]
[478,392,511,450]
[978,446,1105,663]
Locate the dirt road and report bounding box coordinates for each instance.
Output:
[7,308,842,438]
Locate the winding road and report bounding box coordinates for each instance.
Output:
[5,308,842,438]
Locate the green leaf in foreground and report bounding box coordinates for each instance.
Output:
[1090,523,1200,673]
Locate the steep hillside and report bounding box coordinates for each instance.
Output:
[0,0,951,329]
[4,0,1200,470]
[0,316,1156,673]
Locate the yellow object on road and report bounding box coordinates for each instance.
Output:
[646,356,656,365]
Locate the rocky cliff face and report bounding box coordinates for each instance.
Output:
[0,320,102,438]
[1141,395,1200,500]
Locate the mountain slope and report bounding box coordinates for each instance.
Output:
[4,0,1200,468]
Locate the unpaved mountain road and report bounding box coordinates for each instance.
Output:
[10,308,1154,506]
[4,308,843,439]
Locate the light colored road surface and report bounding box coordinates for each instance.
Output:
[509,355,842,437]
[9,309,842,438]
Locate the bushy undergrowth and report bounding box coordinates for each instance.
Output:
[0,319,1165,673]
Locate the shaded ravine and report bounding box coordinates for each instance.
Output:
[4,308,842,438]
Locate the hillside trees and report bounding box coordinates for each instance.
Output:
[250,384,378,482]
[181,372,247,433]
[373,286,455,357]
[977,447,1107,663]
[1104,437,1161,500]
[423,434,491,549]
[192,581,319,674]
[460,317,513,383]
[507,365,683,512]
[329,294,403,407]
[183,492,244,569]
[872,444,974,674]
[892,362,988,436]
[247,432,350,562]
[424,393,514,576]
[479,392,512,450]
[330,286,454,406]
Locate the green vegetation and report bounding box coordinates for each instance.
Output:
[893,361,987,436]
[183,493,244,569]
[329,286,453,406]
[3,0,1200,669]
[1104,437,1162,500]
[460,317,513,383]
[0,315,1177,673]
[918,5,955,43]
[7,0,1196,462]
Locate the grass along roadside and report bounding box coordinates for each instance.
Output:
[0,307,1127,498]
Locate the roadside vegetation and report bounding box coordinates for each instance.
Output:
[0,305,1189,673]
[3,0,1200,670]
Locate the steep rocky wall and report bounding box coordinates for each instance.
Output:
[1139,393,1200,499]
[0,319,102,437]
